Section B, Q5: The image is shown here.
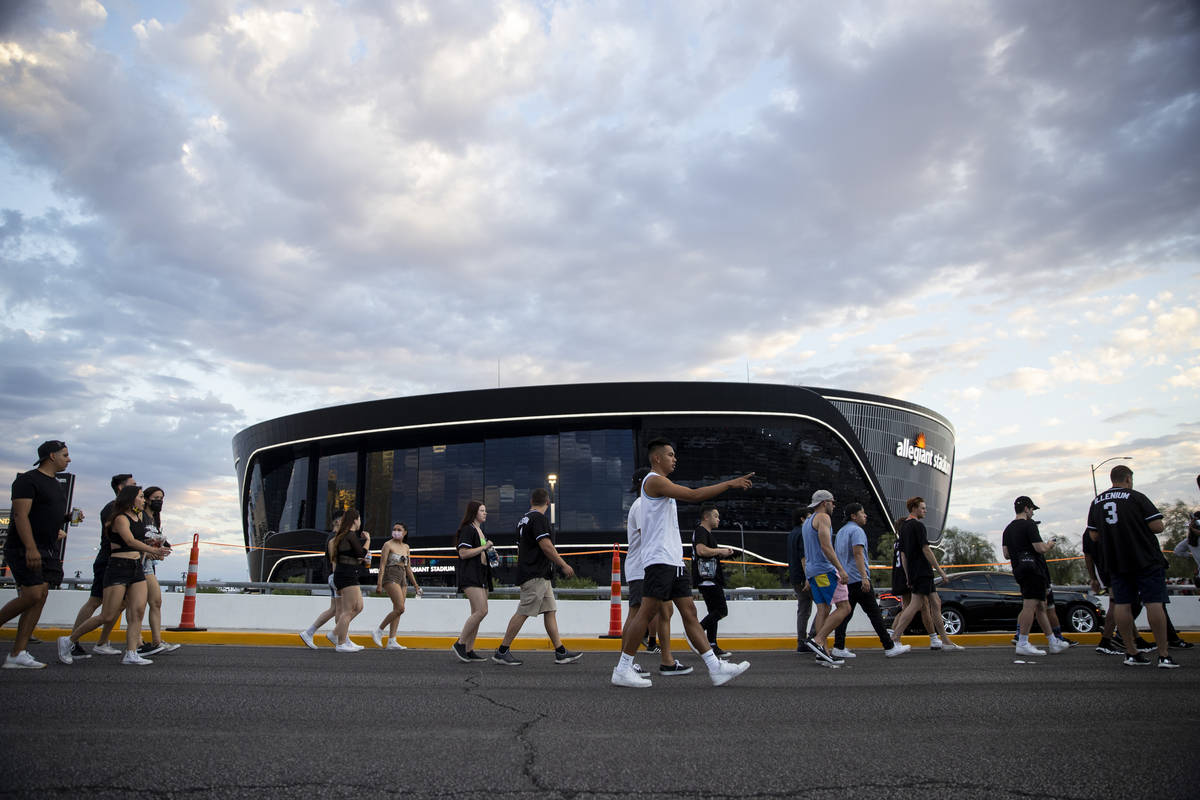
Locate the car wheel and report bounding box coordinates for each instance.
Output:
[1066,603,1099,634]
[941,606,965,636]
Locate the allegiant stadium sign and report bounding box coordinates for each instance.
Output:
[895,433,951,475]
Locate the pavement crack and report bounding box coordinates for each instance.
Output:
[461,673,554,795]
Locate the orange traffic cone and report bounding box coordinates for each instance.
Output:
[601,543,623,638]
[168,533,207,631]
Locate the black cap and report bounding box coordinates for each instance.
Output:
[34,440,67,465]
[1014,495,1039,512]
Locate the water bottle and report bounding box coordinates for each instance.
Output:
[486,547,500,569]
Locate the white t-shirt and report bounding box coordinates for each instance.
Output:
[639,471,684,569]
[625,496,644,582]
[1174,537,1200,572]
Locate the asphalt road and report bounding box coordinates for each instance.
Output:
[1,642,1197,799]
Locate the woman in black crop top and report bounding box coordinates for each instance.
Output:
[58,486,168,666]
[451,500,493,663]
[329,510,368,653]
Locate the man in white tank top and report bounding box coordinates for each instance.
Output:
[621,469,681,674]
[611,437,755,688]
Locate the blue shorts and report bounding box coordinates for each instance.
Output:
[1110,565,1168,606]
[808,571,837,605]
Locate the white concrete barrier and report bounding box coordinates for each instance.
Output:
[5,588,1198,637]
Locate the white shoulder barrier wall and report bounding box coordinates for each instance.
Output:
[5,588,1199,637]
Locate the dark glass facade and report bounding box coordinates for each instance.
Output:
[232,383,953,583]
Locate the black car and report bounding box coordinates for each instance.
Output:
[878,570,1104,636]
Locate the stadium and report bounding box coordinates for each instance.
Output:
[231,382,955,585]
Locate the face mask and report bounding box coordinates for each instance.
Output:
[391,531,405,541]
[148,499,164,512]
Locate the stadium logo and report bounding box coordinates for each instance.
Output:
[895,433,950,474]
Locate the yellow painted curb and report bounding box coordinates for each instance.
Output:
[7,629,1196,652]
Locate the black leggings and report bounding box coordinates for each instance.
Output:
[834,582,893,650]
[698,584,728,646]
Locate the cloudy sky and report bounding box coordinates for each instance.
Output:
[2,0,1198,582]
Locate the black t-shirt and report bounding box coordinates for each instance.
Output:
[692,524,725,587]
[1002,518,1045,577]
[7,469,67,553]
[455,524,491,590]
[1081,529,1107,577]
[1086,487,1166,573]
[516,509,553,584]
[899,518,932,580]
[92,500,119,567]
[786,526,806,585]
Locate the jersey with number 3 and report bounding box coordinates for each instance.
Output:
[1086,488,1166,574]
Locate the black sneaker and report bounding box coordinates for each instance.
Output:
[658,660,693,675]
[491,650,522,666]
[1010,636,1018,646]
[1169,639,1195,650]
[711,645,732,660]
[804,637,834,663]
[138,642,167,657]
[451,641,471,663]
[465,650,487,662]
[632,662,647,674]
[1134,637,1155,653]
[1123,653,1152,666]
[1060,636,1079,648]
[647,644,661,654]
[1095,639,1124,655]
[641,634,650,650]
[70,642,91,659]
[554,649,582,665]
[1158,655,1181,669]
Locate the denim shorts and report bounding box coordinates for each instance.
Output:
[1110,565,1168,605]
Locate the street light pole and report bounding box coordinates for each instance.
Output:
[1090,456,1132,495]
[547,473,558,530]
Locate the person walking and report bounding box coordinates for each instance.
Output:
[1002,496,1069,657]
[491,489,582,666]
[1087,465,1179,668]
[372,522,422,649]
[831,503,910,659]
[58,485,169,666]
[610,437,753,688]
[801,490,852,667]
[884,497,951,651]
[136,486,176,656]
[2,441,72,669]
[300,511,348,648]
[451,500,493,663]
[623,469,685,676]
[787,507,814,652]
[329,510,368,653]
[70,473,133,658]
[692,503,733,659]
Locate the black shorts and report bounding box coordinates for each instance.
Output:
[1111,565,1169,605]
[91,559,108,599]
[103,557,145,588]
[333,567,360,590]
[908,575,934,596]
[1017,571,1047,600]
[4,548,53,587]
[628,579,644,607]
[642,564,691,601]
[891,568,909,596]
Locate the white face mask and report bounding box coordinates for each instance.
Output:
[391,531,405,541]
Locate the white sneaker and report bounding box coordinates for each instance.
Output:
[349,639,365,651]
[1015,641,1045,657]
[335,642,359,653]
[121,651,153,666]
[941,641,966,651]
[711,659,751,686]
[92,643,120,655]
[387,640,408,650]
[929,636,942,650]
[611,665,652,688]
[159,642,181,653]
[830,647,856,659]
[3,651,46,669]
[884,643,911,658]
[371,628,384,648]
[325,631,337,646]
[1048,638,1070,654]
[56,636,74,665]
[299,630,317,649]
